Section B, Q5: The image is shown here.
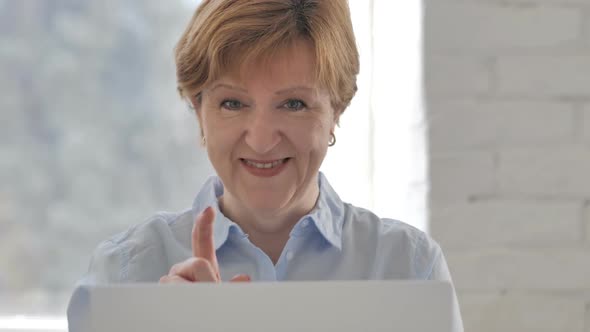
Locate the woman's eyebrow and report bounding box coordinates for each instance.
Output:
[210,83,248,93]
[209,84,313,95]
[275,86,314,95]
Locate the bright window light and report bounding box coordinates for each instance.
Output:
[322,0,426,231]
[0,316,67,331]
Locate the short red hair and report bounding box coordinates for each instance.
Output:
[175,0,359,114]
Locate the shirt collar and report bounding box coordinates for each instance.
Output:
[191,171,345,251]
[191,176,241,251]
[300,172,344,250]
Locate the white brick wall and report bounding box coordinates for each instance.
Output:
[446,248,590,290]
[428,100,576,150]
[426,3,581,52]
[497,56,590,97]
[585,202,590,243]
[430,152,496,202]
[583,106,590,142]
[425,56,492,97]
[431,200,581,249]
[425,0,590,330]
[460,292,585,332]
[498,147,590,196]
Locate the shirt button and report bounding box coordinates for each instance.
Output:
[286,251,294,261]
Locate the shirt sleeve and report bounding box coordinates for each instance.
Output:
[67,239,128,330]
[77,239,127,285]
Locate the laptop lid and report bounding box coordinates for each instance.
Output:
[68,281,454,332]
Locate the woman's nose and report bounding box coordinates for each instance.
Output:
[244,109,281,155]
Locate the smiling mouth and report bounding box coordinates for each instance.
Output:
[240,158,291,169]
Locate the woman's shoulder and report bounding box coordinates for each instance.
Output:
[80,209,195,284]
[343,203,429,243]
[342,203,444,279]
[107,209,194,247]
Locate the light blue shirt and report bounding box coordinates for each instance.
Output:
[75,172,463,330]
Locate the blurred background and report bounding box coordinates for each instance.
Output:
[0,0,212,323]
[1,0,589,331]
[0,0,425,330]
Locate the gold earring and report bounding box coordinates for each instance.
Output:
[328,133,336,147]
[201,136,206,146]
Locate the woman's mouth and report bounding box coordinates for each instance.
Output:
[240,158,291,177]
[242,158,289,169]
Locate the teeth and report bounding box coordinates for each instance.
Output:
[244,159,286,169]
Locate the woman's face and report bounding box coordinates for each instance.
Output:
[194,40,337,223]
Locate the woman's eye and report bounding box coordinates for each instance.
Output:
[221,99,243,110]
[283,99,306,111]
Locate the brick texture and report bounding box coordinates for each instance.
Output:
[459,292,585,332]
[425,56,492,97]
[429,152,496,202]
[497,56,590,97]
[425,0,590,330]
[446,248,590,290]
[426,2,581,52]
[498,147,590,197]
[428,100,576,151]
[583,105,590,143]
[431,200,582,249]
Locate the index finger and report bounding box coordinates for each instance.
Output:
[192,206,219,273]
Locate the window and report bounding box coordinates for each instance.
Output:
[322,0,426,231]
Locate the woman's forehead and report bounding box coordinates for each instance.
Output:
[208,46,319,93]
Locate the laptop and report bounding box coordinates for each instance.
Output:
[68,281,455,332]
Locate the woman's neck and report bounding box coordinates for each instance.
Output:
[218,186,319,264]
